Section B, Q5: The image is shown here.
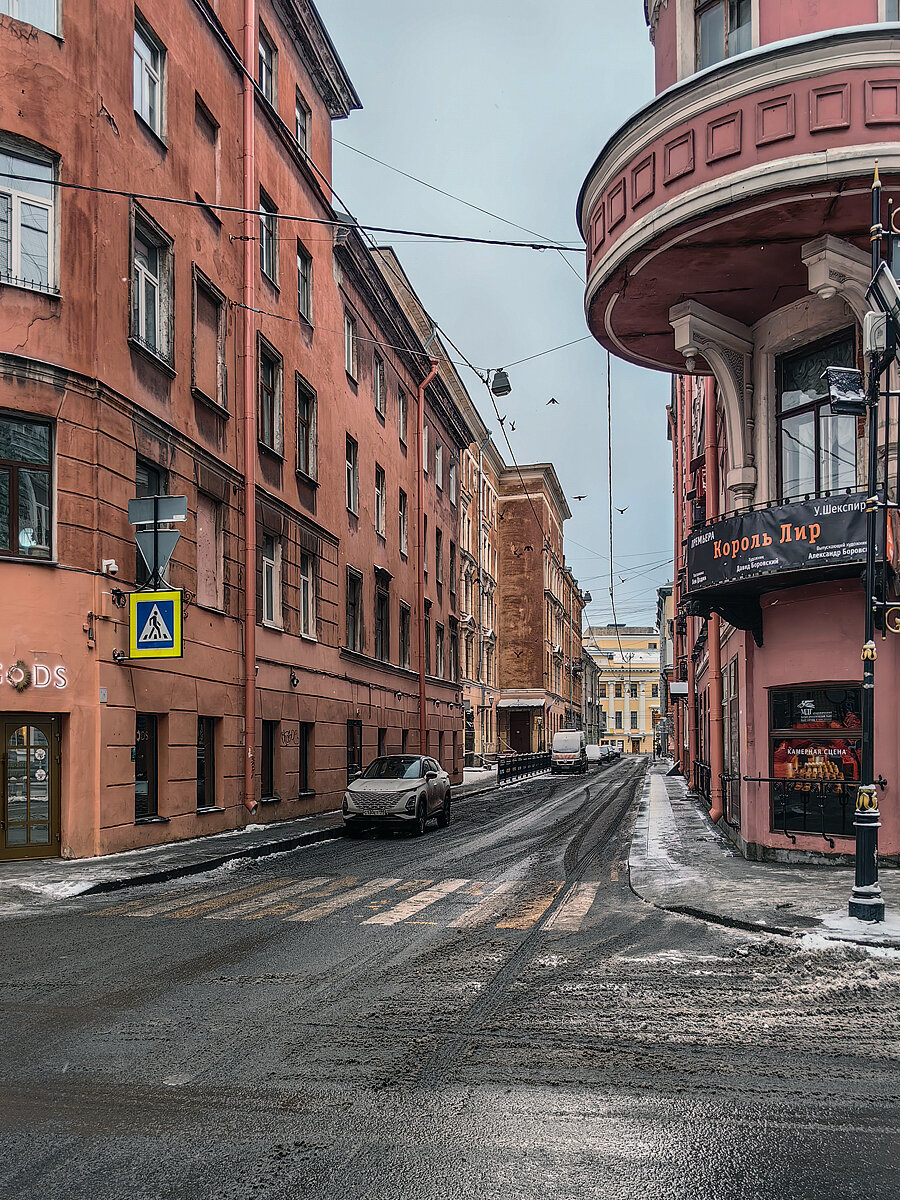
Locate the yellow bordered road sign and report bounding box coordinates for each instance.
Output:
[129,590,183,659]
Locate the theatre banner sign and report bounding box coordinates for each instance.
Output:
[686,493,873,593]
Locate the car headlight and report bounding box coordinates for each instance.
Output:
[343,792,352,813]
[405,793,418,814]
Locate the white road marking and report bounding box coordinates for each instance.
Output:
[450,880,526,929]
[285,877,402,923]
[543,881,602,932]
[363,878,469,926]
[110,884,243,917]
[205,877,332,920]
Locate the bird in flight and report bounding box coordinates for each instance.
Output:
[509,421,516,432]
[616,506,629,514]
[498,415,506,425]
[547,396,559,405]
[573,494,587,501]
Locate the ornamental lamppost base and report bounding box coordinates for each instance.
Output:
[849,789,885,923]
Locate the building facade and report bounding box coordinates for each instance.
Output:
[497,466,585,753]
[581,647,603,745]
[584,626,661,754]
[655,583,675,757]
[579,1,900,858]
[0,0,472,860]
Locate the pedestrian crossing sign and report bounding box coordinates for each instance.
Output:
[128,590,183,659]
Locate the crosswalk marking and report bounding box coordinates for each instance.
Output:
[285,877,402,923]
[543,882,601,931]
[450,880,525,929]
[496,881,563,929]
[206,877,332,920]
[96,874,606,932]
[363,878,469,926]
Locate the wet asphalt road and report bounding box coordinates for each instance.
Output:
[1,756,900,1200]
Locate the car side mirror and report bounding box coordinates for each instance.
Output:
[425,771,437,781]
[349,769,361,783]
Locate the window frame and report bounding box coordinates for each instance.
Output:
[374,463,386,538]
[2,0,58,34]
[191,265,227,410]
[0,142,57,294]
[130,206,174,367]
[375,583,390,662]
[346,566,363,652]
[196,715,217,810]
[399,488,408,557]
[434,442,443,490]
[695,0,751,71]
[258,22,277,106]
[344,310,358,380]
[449,461,457,505]
[261,532,282,628]
[134,12,166,140]
[296,238,312,323]
[398,387,408,445]
[0,412,53,562]
[257,336,283,456]
[259,189,278,285]
[345,434,359,514]
[435,622,445,678]
[399,601,411,670]
[195,491,224,610]
[299,549,316,639]
[374,353,386,419]
[295,374,318,482]
[435,527,443,586]
[294,87,310,154]
[261,719,277,800]
[134,712,159,820]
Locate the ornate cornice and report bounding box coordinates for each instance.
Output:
[273,0,361,119]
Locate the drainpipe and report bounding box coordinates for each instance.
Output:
[475,433,490,758]
[705,376,725,824]
[417,357,440,758]
[241,0,259,815]
[673,376,685,773]
[684,378,698,784]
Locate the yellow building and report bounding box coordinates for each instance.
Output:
[583,625,661,754]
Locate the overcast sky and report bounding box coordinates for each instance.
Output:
[316,0,673,628]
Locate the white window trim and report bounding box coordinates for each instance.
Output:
[258,23,277,106]
[344,311,358,379]
[295,88,310,153]
[399,489,408,557]
[299,550,316,639]
[374,464,386,537]
[0,146,56,294]
[398,387,407,444]
[257,336,284,456]
[374,354,385,417]
[131,207,173,365]
[259,190,278,285]
[296,239,312,323]
[262,535,282,629]
[3,0,59,34]
[134,14,165,139]
[449,462,457,505]
[295,374,318,481]
[435,443,443,490]
[423,424,429,474]
[346,436,359,514]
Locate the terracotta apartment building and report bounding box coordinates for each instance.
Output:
[0,0,474,860]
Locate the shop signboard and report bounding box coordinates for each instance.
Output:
[686,493,872,593]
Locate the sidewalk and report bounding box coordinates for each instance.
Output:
[629,761,900,948]
[0,766,499,912]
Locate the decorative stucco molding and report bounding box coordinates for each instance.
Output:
[801,235,872,323]
[669,301,757,506]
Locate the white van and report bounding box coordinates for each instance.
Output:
[550,729,587,774]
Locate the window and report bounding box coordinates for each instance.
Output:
[345,435,359,513]
[196,493,223,609]
[261,533,282,627]
[1,0,57,34]
[888,0,900,17]
[374,464,386,537]
[296,240,312,322]
[135,713,159,819]
[135,458,166,585]
[435,527,443,585]
[423,425,429,474]
[261,720,277,800]
[299,550,316,638]
[346,719,362,783]
[298,723,312,792]
[450,628,459,682]
[0,146,55,292]
[652,683,659,698]
[375,585,389,661]
[258,23,276,105]
[435,623,445,678]
[614,682,623,699]
[399,603,411,670]
[134,15,164,137]
[449,541,456,596]
[398,387,408,444]
[197,716,216,809]
[697,0,751,70]
[777,331,857,501]
[295,88,310,154]
[425,613,431,675]
[770,685,861,838]
[132,214,172,361]
[259,190,278,283]
[346,567,363,652]
[192,270,226,407]
[296,375,317,480]
[0,414,51,561]
[434,443,443,489]
[399,488,408,556]
[449,462,457,505]
[423,515,428,576]
[630,711,639,731]
[615,711,623,731]
[194,95,219,209]
[630,684,638,699]
[258,340,282,454]
[374,354,386,418]
[344,311,358,379]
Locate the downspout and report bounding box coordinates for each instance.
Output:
[476,434,489,757]
[673,376,685,773]
[682,377,698,782]
[417,357,440,758]
[241,0,259,814]
[705,376,725,824]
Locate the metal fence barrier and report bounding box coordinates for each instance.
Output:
[497,751,551,787]
[743,775,857,848]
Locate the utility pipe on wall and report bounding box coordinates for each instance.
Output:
[683,377,698,781]
[241,0,259,814]
[673,376,685,773]
[704,376,725,825]
[417,358,439,758]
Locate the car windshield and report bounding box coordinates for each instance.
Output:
[361,756,423,780]
[553,734,581,751]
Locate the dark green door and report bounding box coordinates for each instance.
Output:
[1,716,60,860]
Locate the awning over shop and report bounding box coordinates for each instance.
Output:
[497,698,545,709]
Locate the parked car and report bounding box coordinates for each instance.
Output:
[343,755,451,835]
[551,729,587,774]
[606,744,622,761]
[599,744,613,762]
[585,743,603,767]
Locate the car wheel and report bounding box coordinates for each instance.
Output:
[412,798,427,836]
[437,791,451,829]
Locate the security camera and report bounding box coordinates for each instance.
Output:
[101,559,119,576]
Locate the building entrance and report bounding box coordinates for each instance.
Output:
[1,715,60,860]
[508,711,531,755]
